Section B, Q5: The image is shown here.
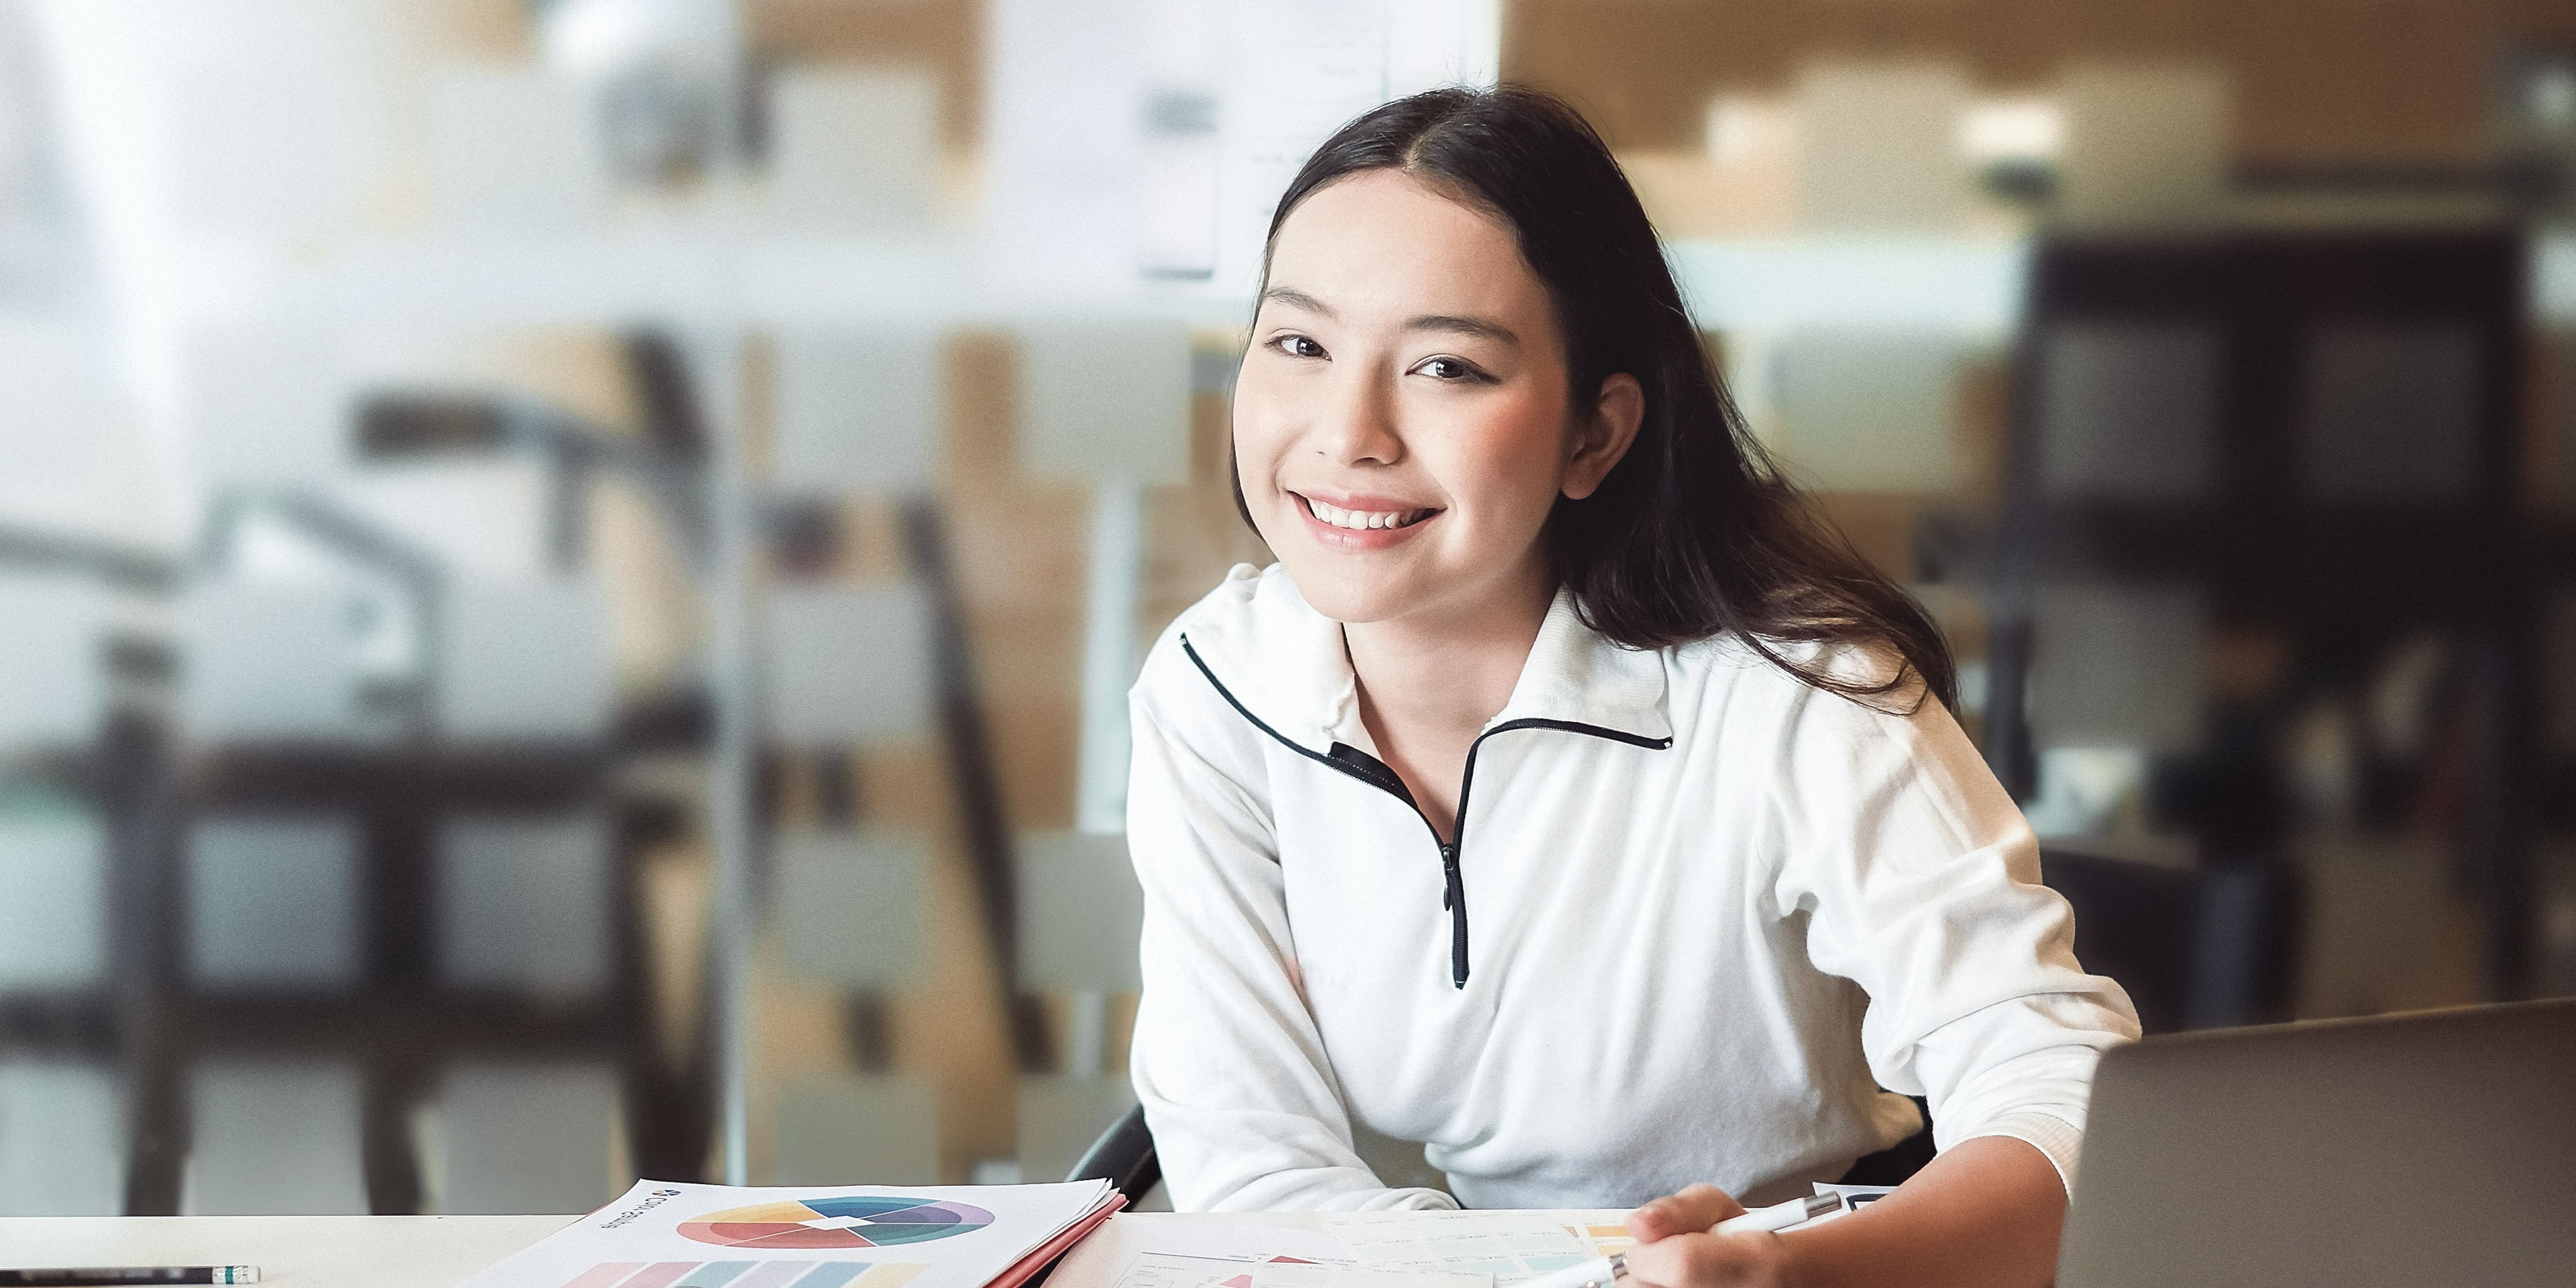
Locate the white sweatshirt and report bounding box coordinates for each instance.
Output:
[1124,563,2140,1213]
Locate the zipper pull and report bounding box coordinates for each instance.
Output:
[1439,844,1468,989]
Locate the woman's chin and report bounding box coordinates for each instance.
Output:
[1273,554,1429,627]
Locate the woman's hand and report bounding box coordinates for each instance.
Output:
[1616,1139,2069,1288]
[1619,1184,1792,1288]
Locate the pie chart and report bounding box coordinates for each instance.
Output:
[679,1196,996,1250]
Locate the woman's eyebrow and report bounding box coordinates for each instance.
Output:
[1405,314,1519,346]
[1259,289,1517,347]
[1259,287,1335,316]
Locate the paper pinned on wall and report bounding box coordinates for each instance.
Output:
[1319,1211,1598,1285]
[983,0,1498,298]
[1209,0,1500,296]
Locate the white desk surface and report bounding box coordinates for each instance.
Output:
[0,1214,576,1287]
[0,1209,1634,1288]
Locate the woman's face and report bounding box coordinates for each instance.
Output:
[1233,169,1639,630]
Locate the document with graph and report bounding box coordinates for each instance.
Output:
[1113,1253,1485,1288]
[1043,1208,1642,1288]
[1318,1212,1604,1285]
[455,1178,1124,1288]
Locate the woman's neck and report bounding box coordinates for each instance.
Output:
[1342,554,1556,759]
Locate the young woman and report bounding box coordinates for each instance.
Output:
[1122,87,2139,1287]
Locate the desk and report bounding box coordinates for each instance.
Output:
[0,1215,574,1287]
[0,1211,1632,1288]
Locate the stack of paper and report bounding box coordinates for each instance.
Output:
[1113,1254,1482,1288]
[1320,1213,1600,1285]
[1055,1209,1640,1288]
[459,1179,1124,1288]
[1050,1202,1876,1288]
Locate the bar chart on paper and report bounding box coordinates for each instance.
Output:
[554,1263,926,1288]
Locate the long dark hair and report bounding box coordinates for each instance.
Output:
[1243,84,1956,713]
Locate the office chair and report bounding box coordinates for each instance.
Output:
[1067,1100,1160,1207]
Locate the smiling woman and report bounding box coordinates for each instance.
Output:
[1234,164,1633,839]
[1123,87,2139,1288]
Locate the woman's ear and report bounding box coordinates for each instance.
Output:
[1562,372,1644,500]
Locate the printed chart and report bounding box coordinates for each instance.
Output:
[554,1261,928,1288]
[1571,1224,1634,1259]
[457,1179,1117,1288]
[682,1198,998,1249]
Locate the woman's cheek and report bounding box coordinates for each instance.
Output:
[1452,407,1572,531]
[1230,429,1297,544]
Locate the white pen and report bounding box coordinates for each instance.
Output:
[1714,1191,1848,1235]
[1518,1193,1849,1288]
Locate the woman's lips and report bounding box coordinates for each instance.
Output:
[1293,492,1440,550]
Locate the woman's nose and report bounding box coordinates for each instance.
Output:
[1311,369,1403,466]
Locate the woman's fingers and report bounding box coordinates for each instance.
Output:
[1618,1229,1783,1288]
[1624,1182,1750,1242]
[1620,1185,1772,1288]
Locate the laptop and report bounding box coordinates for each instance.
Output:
[2058,997,2576,1287]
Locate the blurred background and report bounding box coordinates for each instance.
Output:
[2,0,2573,1219]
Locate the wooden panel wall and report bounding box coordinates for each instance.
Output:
[1506,0,2576,165]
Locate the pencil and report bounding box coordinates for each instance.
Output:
[1,1269,260,1285]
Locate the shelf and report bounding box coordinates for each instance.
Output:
[173,227,2576,335]
[180,229,1251,330]
[1667,236,2031,334]
[183,227,2033,334]
[180,743,612,808]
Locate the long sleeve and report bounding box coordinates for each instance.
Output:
[1766,679,2143,1193]
[1124,697,1459,1212]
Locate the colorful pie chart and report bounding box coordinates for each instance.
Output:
[678,1197,996,1250]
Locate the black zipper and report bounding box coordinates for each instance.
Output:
[1180,634,1672,989]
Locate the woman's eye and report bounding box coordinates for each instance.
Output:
[1415,357,1479,381]
[1275,334,1325,359]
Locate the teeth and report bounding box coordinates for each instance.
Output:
[1307,498,1427,531]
